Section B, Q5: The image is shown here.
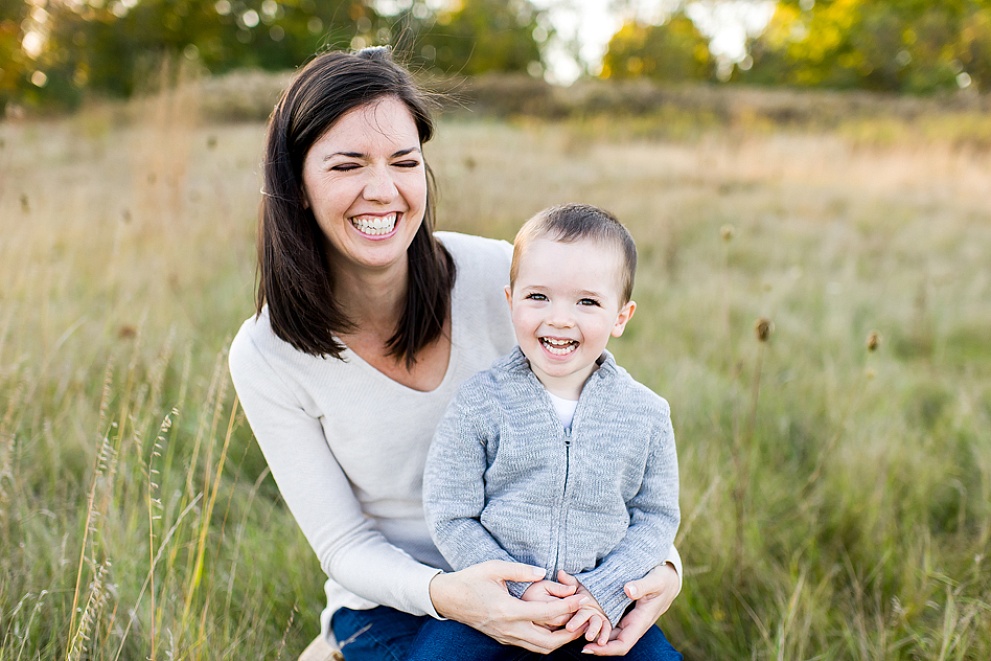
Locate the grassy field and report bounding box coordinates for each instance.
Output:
[1,82,990,660]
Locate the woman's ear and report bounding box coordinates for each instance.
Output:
[611,300,637,338]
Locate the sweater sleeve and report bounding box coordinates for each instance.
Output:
[423,381,530,596]
[229,328,442,618]
[575,399,681,625]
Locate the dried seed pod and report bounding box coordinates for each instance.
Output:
[755,317,773,342]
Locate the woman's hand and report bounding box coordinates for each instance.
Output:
[520,578,579,630]
[429,560,586,654]
[579,562,680,656]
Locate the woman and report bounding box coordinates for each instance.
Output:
[229,47,682,660]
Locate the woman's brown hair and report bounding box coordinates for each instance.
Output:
[257,47,455,366]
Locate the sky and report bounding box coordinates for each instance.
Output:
[531,0,777,83]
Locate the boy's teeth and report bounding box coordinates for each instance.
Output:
[541,338,577,355]
[351,213,397,236]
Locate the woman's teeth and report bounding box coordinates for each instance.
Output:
[351,213,397,236]
[541,338,577,355]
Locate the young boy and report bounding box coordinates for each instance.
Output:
[418,204,681,659]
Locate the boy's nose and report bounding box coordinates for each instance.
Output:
[547,304,575,328]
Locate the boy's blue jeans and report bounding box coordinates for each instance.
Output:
[332,606,682,661]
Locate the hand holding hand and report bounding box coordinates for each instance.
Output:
[555,571,612,646]
[521,579,579,630]
[579,562,680,656]
[429,561,586,654]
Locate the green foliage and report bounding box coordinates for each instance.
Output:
[743,0,991,93]
[2,0,547,114]
[21,0,374,109]
[0,0,30,111]
[601,15,713,82]
[413,0,544,76]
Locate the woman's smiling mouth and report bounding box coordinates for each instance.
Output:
[351,213,398,236]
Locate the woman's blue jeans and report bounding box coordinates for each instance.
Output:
[332,606,682,661]
[332,606,426,661]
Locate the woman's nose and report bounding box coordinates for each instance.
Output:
[362,165,398,202]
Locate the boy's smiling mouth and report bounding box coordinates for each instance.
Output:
[540,337,578,356]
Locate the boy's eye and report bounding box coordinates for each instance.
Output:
[525,293,547,301]
[578,298,600,307]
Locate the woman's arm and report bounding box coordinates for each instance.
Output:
[229,330,441,616]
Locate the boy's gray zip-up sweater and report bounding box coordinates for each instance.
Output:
[423,346,680,625]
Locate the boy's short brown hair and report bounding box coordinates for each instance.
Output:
[510,203,637,303]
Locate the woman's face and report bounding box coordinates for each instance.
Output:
[301,96,427,279]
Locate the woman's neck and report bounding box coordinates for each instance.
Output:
[332,259,408,342]
[330,256,452,391]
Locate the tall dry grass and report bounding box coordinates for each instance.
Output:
[0,84,320,659]
[1,79,990,659]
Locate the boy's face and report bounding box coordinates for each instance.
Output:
[506,237,636,399]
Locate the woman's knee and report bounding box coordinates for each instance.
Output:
[331,606,426,661]
[623,625,682,661]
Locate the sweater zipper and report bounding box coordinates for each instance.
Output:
[552,429,572,577]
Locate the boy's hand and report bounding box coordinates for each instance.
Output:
[580,562,680,656]
[556,571,612,646]
[521,579,580,630]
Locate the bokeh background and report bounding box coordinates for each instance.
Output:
[1,1,990,659]
[4,0,991,113]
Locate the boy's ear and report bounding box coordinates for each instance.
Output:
[504,285,512,308]
[611,300,637,338]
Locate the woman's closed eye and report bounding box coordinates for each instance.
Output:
[329,159,419,172]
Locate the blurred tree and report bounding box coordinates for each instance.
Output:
[960,8,991,89]
[414,0,545,76]
[43,0,375,99]
[0,0,30,112]
[4,0,549,112]
[600,14,713,81]
[743,0,991,93]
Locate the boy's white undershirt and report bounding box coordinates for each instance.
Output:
[547,391,579,430]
